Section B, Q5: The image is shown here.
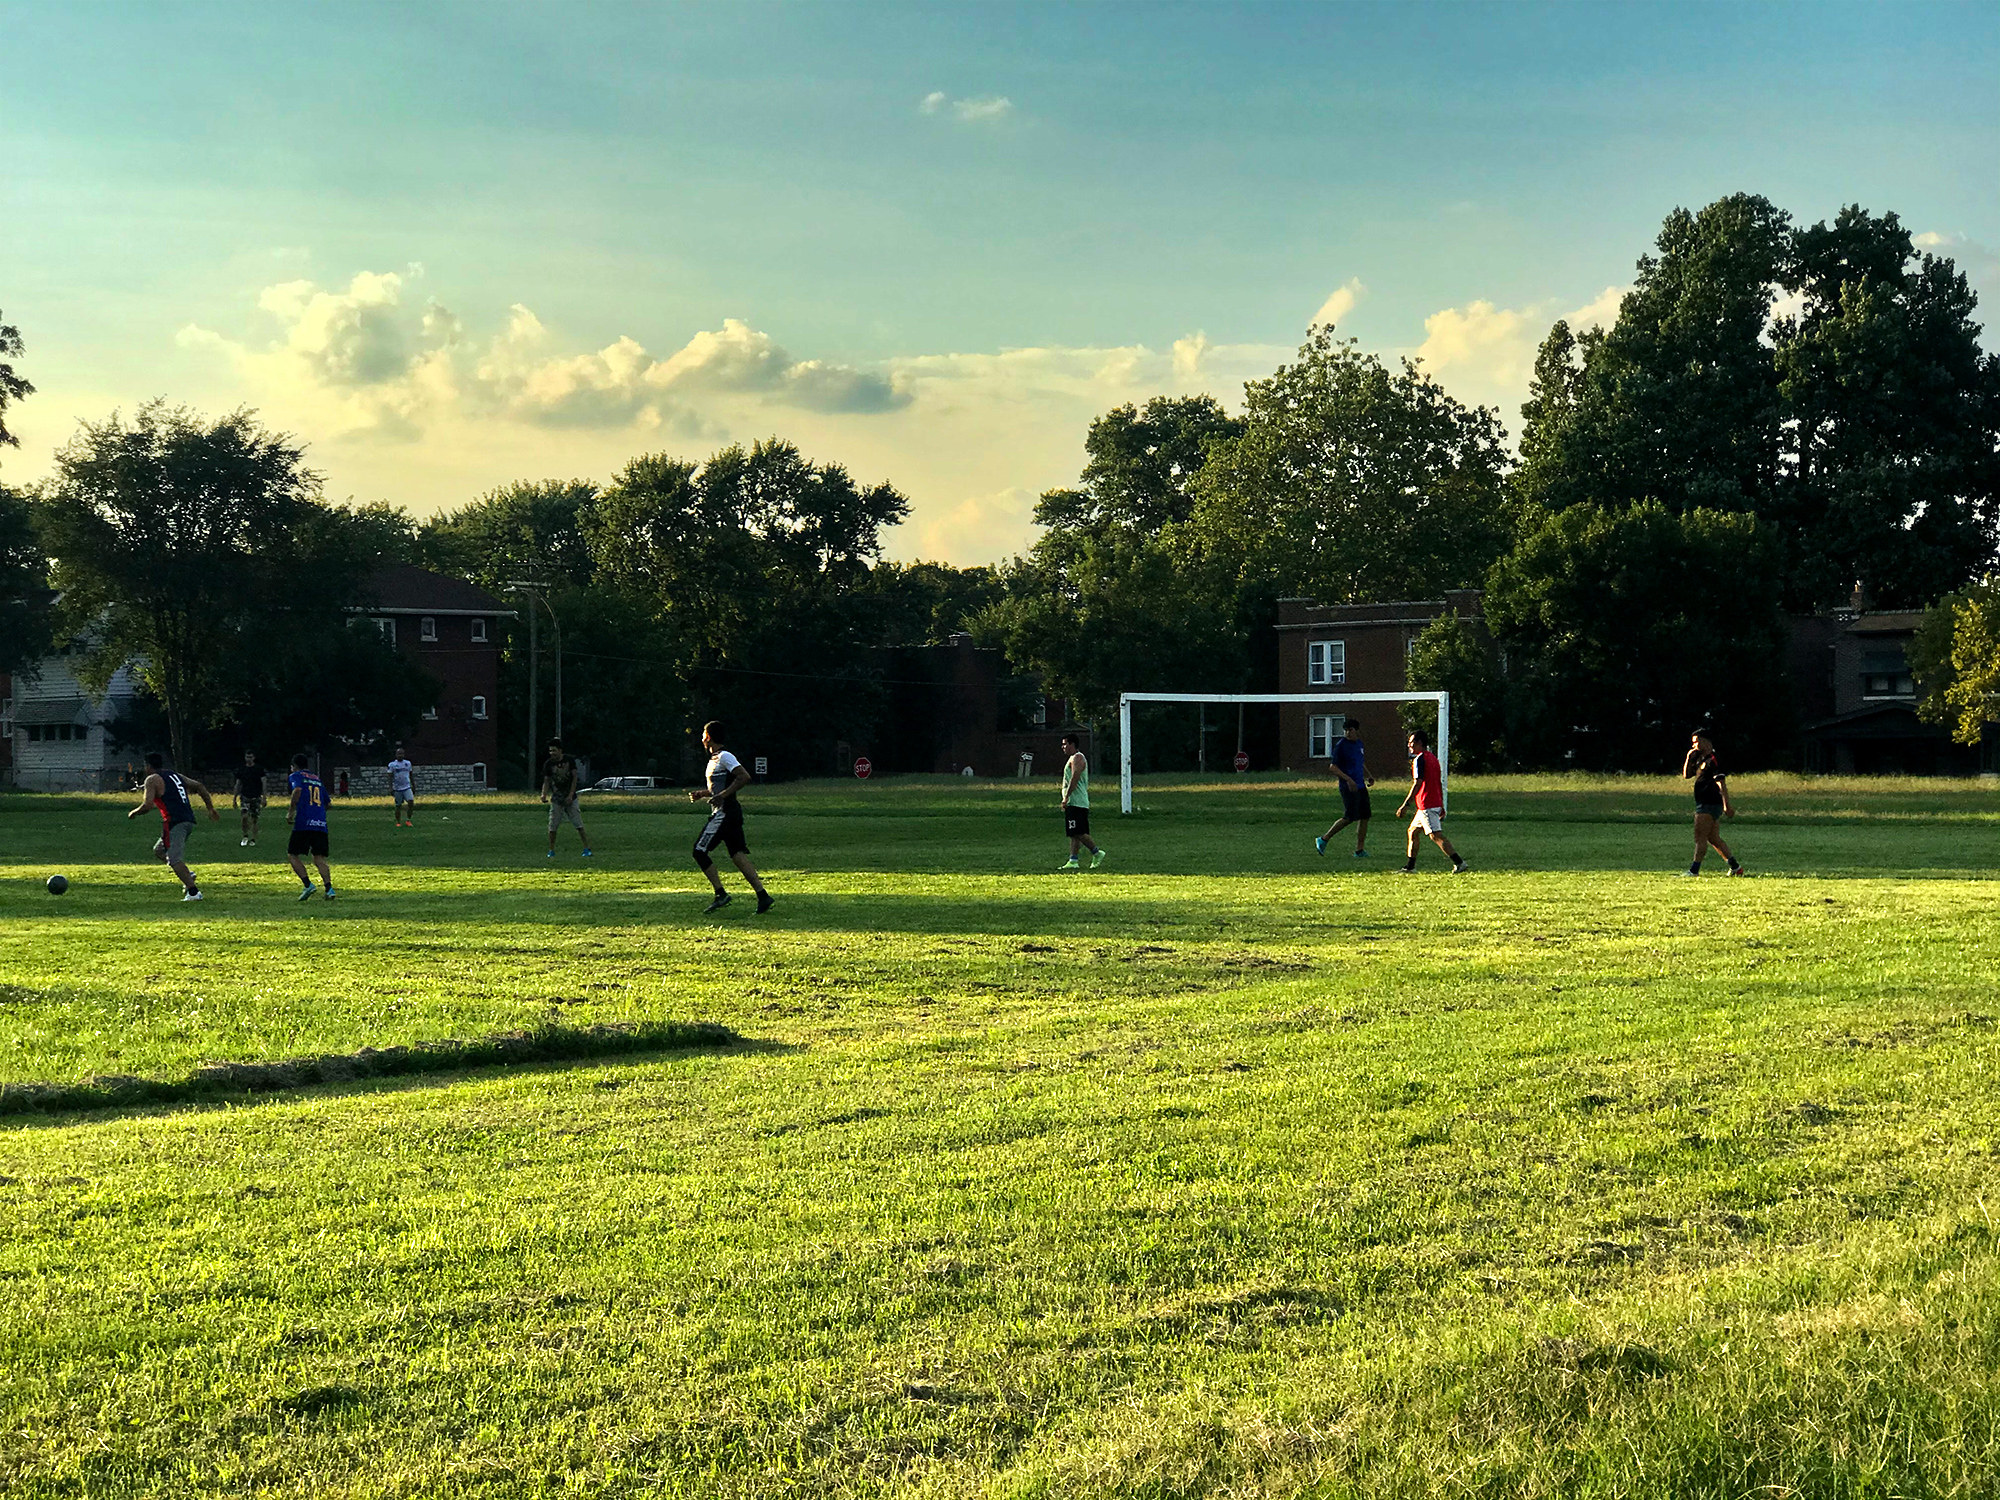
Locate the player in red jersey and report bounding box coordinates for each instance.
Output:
[126,750,219,900]
[1395,729,1466,875]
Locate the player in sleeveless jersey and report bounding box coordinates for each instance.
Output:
[688,720,772,914]
[127,750,219,900]
[1058,732,1105,869]
[286,752,336,900]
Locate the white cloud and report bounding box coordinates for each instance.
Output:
[1172,332,1210,379]
[1311,278,1365,328]
[921,91,1014,122]
[180,275,909,442]
[1410,286,1628,422]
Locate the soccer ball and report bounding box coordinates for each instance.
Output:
[46,874,69,896]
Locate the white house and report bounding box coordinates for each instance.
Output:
[3,652,144,792]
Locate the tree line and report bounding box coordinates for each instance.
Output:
[3,191,1998,779]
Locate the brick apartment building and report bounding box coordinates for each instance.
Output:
[1273,591,1482,772]
[338,564,513,794]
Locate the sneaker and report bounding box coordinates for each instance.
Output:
[1396,866,1417,875]
[298,884,316,901]
[1728,864,1748,877]
[704,892,733,913]
[1452,860,1470,875]
[581,848,593,858]
[183,889,204,902]
[323,886,336,900]
[546,850,556,858]
[1059,858,1081,870]
[1354,848,1370,859]
[1679,867,1700,877]
[1315,836,1327,856]
[1090,849,1107,869]
[755,892,774,914]
[240,837,250,847]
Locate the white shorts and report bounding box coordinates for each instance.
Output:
[1409,808,1444,835]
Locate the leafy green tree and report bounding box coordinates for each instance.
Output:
[977,396,1247,718]
[1483,502,1792,770]
[1517,193,1790,521]
[226,618,439,764]
[1770,207,2000,608]
[1911,577,2000,747]
[856,560,1006,646]
[1518,195,2000,609]
[36,403,376,766]
[0,309,33,452]
[583,439,909,776]
[1187,329,1514,606]
[0,484,52,677]
[1401,611,1505,770]
[418,479,598,590]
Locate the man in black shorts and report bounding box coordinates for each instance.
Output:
[1681,729,1745,877]
[1316,718,1374,858]
[234,749,266,847]
[688,720,772,914]
[285,752,335,900]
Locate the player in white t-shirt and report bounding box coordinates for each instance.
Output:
[386,748,416,827]
[687,720,772,914]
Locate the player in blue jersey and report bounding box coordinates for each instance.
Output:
[1315,717,1374,858]
[127,751,219,901]
[285,753,336,901]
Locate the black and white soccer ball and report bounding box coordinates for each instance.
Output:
[46,874,69,896]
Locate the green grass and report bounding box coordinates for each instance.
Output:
[4,775,2000,1496]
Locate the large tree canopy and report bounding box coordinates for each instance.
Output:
[36,403,424,767]
[1188,329,1514,606]
[1483,502,1793,770]
[1518,196,2000,610]
[0,309,33,453]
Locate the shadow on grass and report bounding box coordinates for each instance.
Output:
[0,1019,770,1124]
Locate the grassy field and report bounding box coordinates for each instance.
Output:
[4,774,2000,1497]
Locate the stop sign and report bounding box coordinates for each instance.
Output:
[1233,750,1250,772]
[854,757,872,779]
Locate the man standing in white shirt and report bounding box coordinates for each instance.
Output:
[688,720,772,914]
[386,746,416,828]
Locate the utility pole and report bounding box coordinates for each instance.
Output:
[508,576,562,776]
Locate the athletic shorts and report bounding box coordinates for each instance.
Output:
[1064,806,1091,839]
[694,801,748,859]
[548,796,585,832]
[392,788,415,805]
[288,828,330,857]
[1340,784,1372,821]
[240,796,264,816]
[1409,807,1444,835]
[154,821,193,863]
[1694,802,1725,820]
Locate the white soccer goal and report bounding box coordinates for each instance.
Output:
[1116,691,1451,815]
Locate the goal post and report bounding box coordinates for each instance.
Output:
[1116,691,1450,816]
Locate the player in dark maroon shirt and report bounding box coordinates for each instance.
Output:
[1681,729,1745,876]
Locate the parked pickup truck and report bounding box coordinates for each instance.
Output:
[581,775,663,793]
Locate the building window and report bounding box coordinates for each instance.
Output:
[1860,649,1914,699]
[1031,695,1047,727]
[1308,639,1346,686]
[1309,714,1337,760]
[422,704,439,721]
[420,616,437,642]
[470,618,488,643]
[472,761,488,785]
[374,617,396,645]
[471,695,487,719]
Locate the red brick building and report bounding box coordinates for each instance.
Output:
[1274,591,1482,772]
[340,564,513,793]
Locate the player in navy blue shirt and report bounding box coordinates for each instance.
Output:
[127,750,218,901]
[1315,718,1375,859]
[285,752,335,901]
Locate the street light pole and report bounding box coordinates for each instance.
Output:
[508,579,563,771]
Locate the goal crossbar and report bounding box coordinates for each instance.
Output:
[1116,691,1450,815]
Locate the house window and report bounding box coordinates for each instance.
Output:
[374,617,396,645]
[1308,640,1346,686]
[472,761,488,785]
[1309,714,1337,760]
[470,618,488,643]
[1860,649,1914,699]
[422,704,439,721]
[471,695,487,720]
[420,616,437,642]
[1031,695,1047,727]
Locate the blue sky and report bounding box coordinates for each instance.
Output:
[3,1,1996,561]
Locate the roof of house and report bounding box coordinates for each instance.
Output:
[358,564,513,616]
